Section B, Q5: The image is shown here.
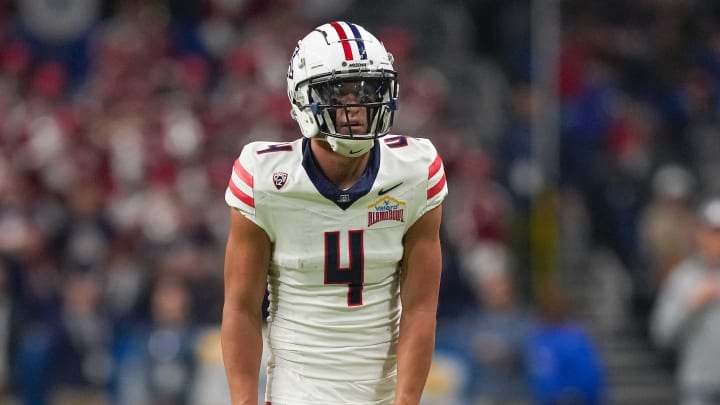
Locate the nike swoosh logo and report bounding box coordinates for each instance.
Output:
[348,149,364,155]
[378,182,403,195]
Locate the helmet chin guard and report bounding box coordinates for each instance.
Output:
[325,136,375,158]
[287,21,399,149]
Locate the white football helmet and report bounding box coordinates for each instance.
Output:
[287,21,399,151]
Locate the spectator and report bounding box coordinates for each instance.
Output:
[440,242,533,405]
[636,164,696,300]
[444,147,515,252]
[16,0,99,84]
[525,291,606,405]
[651,197,720,405]
[46,273,112,405]
[115,276,198,405]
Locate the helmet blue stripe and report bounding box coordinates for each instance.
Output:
[347,22,367,60]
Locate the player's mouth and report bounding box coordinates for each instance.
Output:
[339,122,366,134]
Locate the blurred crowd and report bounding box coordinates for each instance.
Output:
[2,0,720,404]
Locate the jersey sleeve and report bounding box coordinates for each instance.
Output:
[401,137,448,229]
[425,147,448,212]
[225,144,273,238]
[422,140,448,216]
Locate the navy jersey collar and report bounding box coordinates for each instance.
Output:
[302,138,380,210]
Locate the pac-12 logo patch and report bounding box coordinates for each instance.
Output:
[273,172,288,190]
[367,196,406,227]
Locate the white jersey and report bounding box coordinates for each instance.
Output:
[225,136,448,405]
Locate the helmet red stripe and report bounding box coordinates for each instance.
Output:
[330,21,354,60]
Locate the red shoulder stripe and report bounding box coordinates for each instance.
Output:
[233,159,253,187]
[228,178,254,208]
[427,173,447,200]
[428,154,442,179]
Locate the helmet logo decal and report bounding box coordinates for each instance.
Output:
[273,172,288,190]
[329,21,367,61]
[287,45,299,80]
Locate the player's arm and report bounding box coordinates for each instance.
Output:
[394,204,443,405]
[221,208,271,405]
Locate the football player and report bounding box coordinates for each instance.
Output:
[221,21,448,405]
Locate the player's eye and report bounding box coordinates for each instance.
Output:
[312,80,384,105]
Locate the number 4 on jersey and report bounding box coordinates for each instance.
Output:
[324,230,364,306]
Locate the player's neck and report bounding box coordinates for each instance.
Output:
[310,139,370,190]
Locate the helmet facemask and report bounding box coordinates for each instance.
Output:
[303,70,398,140]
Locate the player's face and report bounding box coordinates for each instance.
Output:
[318,80,383,136]
[334,93,368,135]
